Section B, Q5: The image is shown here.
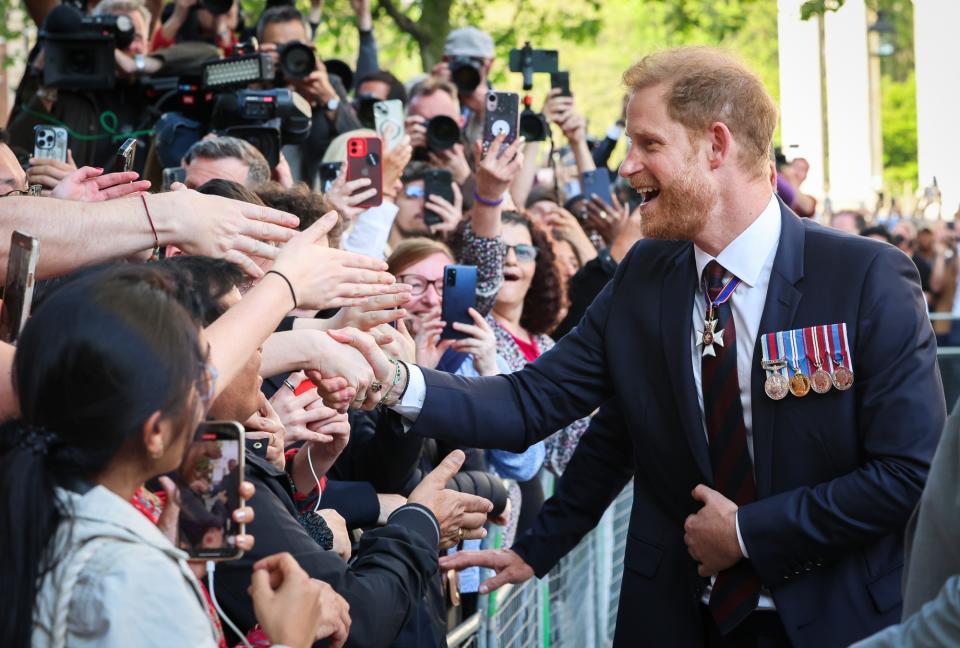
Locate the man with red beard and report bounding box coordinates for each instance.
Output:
[320,47,943,648]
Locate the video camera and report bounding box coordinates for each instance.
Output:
[508,42,558,142]
[211,88,311,168]
[40,4,135,90]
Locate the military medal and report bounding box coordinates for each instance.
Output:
[829,323,854,391]
[805,326,832,394]
[761,332,788,400]
[696,269,741,358]
[786,330,811,397]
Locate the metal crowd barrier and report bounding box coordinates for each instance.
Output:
[447,481,635,648]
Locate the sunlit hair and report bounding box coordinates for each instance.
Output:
[387,237,455,276]
[623,46,777,178]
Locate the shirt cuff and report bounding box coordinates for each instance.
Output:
[388,503,440,547]
[735,511,749,558]
[391,363,426,426]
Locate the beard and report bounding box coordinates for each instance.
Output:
[632,159,719,241]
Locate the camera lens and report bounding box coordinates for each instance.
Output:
[450,61,481,94]
[425,115,461,152]
[520,110,550,142]
[279,42,316,80]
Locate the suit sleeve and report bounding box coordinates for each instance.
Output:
[511,401,634,575]
[738,246,945,585]
[408,245,636,452]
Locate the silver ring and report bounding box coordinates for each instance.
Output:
[283,378,297,391]
[600,211,609,221]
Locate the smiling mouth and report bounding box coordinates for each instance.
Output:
[503,269,522,282]
[636,187,660,206]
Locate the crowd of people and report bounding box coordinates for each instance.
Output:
[0,0,958,647]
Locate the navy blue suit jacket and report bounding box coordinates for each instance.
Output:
[408,202,944,647]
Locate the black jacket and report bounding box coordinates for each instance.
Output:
[215,454,441,647]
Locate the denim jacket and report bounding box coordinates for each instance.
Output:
[32,485,218,648]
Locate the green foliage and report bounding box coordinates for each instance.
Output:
[881,72,917,191]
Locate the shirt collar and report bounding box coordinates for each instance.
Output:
[694,194,781,287]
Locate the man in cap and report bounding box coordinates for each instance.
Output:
[433,26,496,145]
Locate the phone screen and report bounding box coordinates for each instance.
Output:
[0,232,40,344]
[175,421,245,560]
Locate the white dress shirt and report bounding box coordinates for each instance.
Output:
[393,194,783,607]
[693,193,781,609]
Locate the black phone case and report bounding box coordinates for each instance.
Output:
[440,264,477,340]
[551,71,571,97]
[581,169,614,207]
[482,92,520,156]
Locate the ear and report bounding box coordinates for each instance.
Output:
[706,121,733,171]
[142,410,169,460]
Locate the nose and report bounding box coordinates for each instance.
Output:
[619,145,644,180]
[422,283,441,306]
[503,246,518,265]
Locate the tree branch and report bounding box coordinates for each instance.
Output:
[377,0,426,42]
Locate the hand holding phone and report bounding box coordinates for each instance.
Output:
[175,421,246,560]
[33,126,69,163]
[346,137,383,208]
[482,92,520,158]
[374,100,405,151]
[440,265,477,340]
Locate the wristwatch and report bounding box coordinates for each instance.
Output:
[325,96,340,113]
[134,54,146,74]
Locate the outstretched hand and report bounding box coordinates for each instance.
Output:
[51,166,151,202]
[439,548,535,594]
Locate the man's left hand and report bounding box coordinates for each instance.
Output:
[51,166,151,202]
[683,484,742,577]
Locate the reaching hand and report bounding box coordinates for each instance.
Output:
[428,143,471,184]
[270,212,403,310]
[249,552,351,648]
[156,190,300,278]
[584,193,626,246]
[438,548,535,594]
[326,292,411,332]
[370,320,415,364]
[271,372,347,445]
[407,450,494,549]
[49,166,151,202]
[318,327,395,410]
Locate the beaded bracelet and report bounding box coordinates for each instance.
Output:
[379,359,405,407]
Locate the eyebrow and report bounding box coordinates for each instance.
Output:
[626,129,666,142]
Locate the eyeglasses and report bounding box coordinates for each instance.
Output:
[403,185,425,199]
[502,243,539,263]
[0,184,42,198]
[397,274,443,296]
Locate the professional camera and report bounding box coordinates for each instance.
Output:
[412,115,461,161]
[508,42,558,143]
[40,4,135,90]
[210,88,312,167]
[278,41,316,80]
[448,56,483,94]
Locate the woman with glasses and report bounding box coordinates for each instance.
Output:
[489,211,592,533]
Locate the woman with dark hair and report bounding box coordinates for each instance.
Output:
[490,211,592,530]
[0,265,336,647]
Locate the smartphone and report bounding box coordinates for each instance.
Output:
[581,169,614,207]
[175,421,245,560]
[346,137,383,208]
[318,161,343,194]
[113,138,137,174]
[373,99,405,152]
[550,71,571,97]
[161,166,186,192]
[482,91,520,157]
[440,264,477,340]
[0,232,40,344]
[423,169,454,228]
[33,126,69,163]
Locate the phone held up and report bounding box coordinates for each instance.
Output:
[346,136,383,208]
[373,99,405,151]
[581,169,614,208]
[482,91,520,158]
[33,125,69,163]
[440,264,477,340]
[0,231,40,344]
[113,138,137,174]
[175,421,246,561]
[422,168,454,228]
[550,71,571,97]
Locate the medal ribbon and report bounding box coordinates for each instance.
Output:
[792,329,810,376]
[818,325,834,372]
[830,324,847,368]
[803,327,821,368]
[840,322,853,368]
[702,272,742,315]
[775,331,788,379]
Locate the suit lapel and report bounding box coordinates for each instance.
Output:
[661,244,713,482]
[751,199,806,496]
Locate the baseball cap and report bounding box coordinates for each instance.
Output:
[444,27,495,59]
